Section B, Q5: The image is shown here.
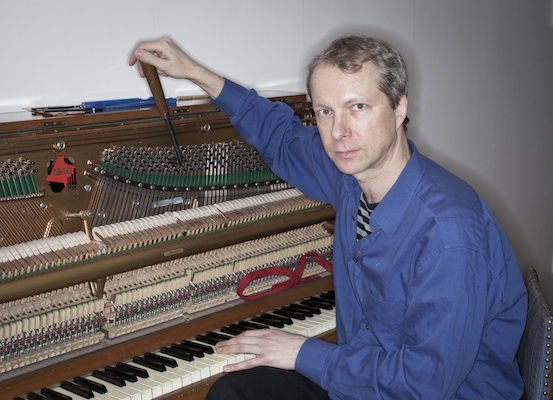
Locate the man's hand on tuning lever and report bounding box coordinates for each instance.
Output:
[129,36,224,99]
[129,37,198,79]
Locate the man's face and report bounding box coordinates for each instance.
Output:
[310,62,408,185]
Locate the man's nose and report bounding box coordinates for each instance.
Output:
[330,113,350,140]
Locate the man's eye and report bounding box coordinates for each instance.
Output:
[353,103,366,110]
[317,109,331,117]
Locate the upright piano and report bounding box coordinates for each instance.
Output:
[0,94,336,399]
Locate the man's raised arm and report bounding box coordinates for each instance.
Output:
[129,37,225,100]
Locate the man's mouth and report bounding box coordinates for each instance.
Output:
[335,149,358,159]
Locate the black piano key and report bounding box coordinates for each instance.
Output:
[220,325,246,336]
[273,308,305,320]
[237,320,270,330]
[228,323,249,331]
[73,376,108,394]
[282,305,312,318]
[144,352,178,368]
[302,298,333,310]
[27,393,49,400]
[161,346,194,361]
[205,331,233,342]
[40,388,72,400]
[289,303,321,315]
[92,369,126,387]
[251,316,285,328]
[181,340,214,354]
[115,362,149,378]
[60,381,94,399]
[313,296,335,307]
[319,291,335,301]
[104,366,138,382]
[195,334,220,346]
[261,312,293,325]
[132,356,166,372]
[313,292,335,302]
[173,343,205,357]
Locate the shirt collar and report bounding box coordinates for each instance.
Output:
[341,140,425,236]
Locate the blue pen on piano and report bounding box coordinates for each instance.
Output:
[30,97,177,114]
[82,97,177,111]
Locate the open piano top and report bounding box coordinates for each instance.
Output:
[0,94,336,399]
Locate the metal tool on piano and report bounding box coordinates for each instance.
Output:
[0,93,335,399]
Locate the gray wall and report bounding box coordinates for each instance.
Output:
[2,0,552,304]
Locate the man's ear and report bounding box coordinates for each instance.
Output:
[395,95,408,130]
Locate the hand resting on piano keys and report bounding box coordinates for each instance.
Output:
[16,290,335,400]
[215,325,306,372]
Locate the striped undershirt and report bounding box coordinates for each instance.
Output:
[356,192,378,240]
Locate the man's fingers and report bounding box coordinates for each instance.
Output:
[215,334,263,355]
[214,329,306,371]
[223,355,261,372]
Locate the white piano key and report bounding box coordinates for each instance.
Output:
[317,308,337,332]
[123,379,155,400]
[86,374,142,400]
[179,352,217,379]
[115,369,162,400]
[148,367,184,394]
[142,359,192,390]
[186,348,229,375]
[173,367,193,387]
[280,319,312,336]
[125,361,173,396]
[129,375,161,399]
[167,361,203,385]
[53,385,123,400]
[179,357,213,380]
[301,315,328,336]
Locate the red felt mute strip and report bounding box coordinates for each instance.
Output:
[236,252,333,302]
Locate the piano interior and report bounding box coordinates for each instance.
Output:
[0,95,336,399]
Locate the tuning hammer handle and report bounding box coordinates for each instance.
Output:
[140,62,169,115]
[140,61,184,165]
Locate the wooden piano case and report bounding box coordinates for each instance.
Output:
[0,96,335,399]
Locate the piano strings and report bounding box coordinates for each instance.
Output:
[0,157,66,247]
[87,141,290,229]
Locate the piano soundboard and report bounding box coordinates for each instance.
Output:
[0,94,335,399]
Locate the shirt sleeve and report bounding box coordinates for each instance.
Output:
[211,79,341,205]
[296,246,510,400]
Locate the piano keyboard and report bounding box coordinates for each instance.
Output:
[15,291,335,400]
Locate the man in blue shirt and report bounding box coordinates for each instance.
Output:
[130,35,528,399]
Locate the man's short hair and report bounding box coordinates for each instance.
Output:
[306,35,409,111]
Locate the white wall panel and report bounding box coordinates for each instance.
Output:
[1,0,551,304]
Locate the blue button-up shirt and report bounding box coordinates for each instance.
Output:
[213,79,528,399]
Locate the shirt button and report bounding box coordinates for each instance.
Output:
[352,257,358,263]
[365,324,369,330]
